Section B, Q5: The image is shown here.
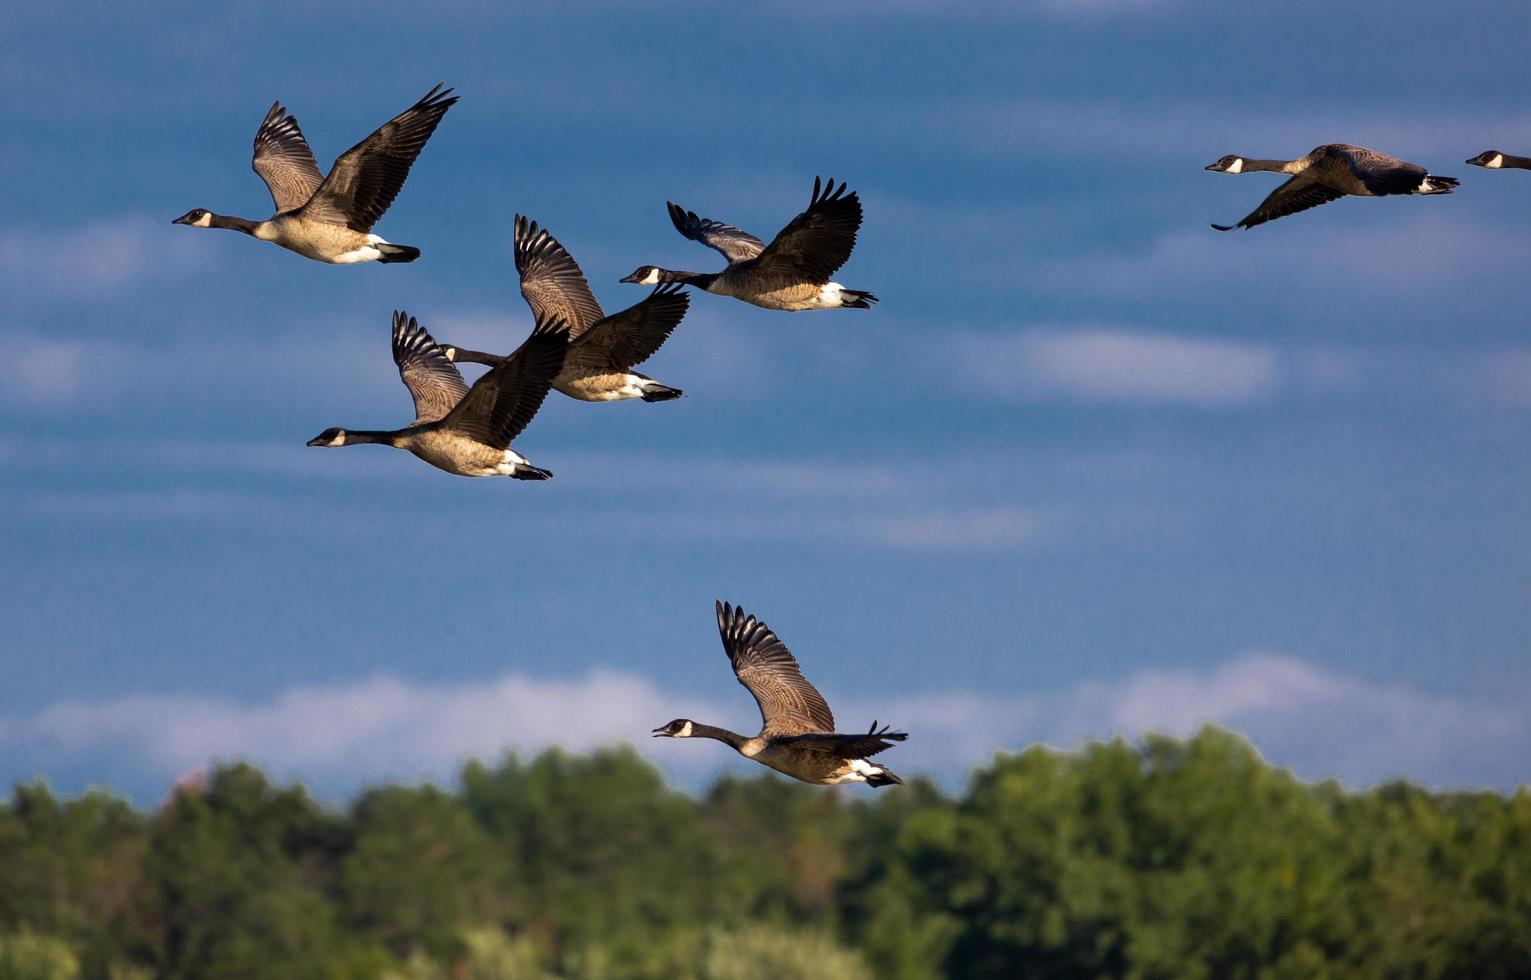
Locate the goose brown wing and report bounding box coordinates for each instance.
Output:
[1212,175,1346,231]
[1332,145,1431,196]
[668,201,767,264]
[300,84,457,232]
[513,215,605,336]
[716,600,835,736]
[776,721,909,758]
[565,284,689,373]
[251,101,325,213]
[392,311,468,425]
[750,176,864,282]
[439,313,570,448]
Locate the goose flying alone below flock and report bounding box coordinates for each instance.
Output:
[651,601,908,787]
[441,215,690,402]
[1205,144,1457,231]
[622,177,877,311]
[307,310,567,479]
[172,84,457,263]
[1467,150,1531,171]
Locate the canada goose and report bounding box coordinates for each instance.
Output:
[307,310,568,478]
[172,84,457,264]
[1467,150,1531,170]
[440,216,690,403]
[652,601,907,788]
[620,176,878,311]
[1205,144,1458,231]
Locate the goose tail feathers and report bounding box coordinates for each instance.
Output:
[376,243,422,263]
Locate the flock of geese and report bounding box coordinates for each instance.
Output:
[167,83,1527,788]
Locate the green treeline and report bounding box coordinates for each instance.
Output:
[2,726,1528,979]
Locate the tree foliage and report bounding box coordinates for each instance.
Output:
[1,727,1527,979]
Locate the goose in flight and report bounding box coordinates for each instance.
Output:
[1205,144,1457,231]
[173,84,457,263]
[307,310,567,479]
[1467,150,1531,171]
[652,601,908,787]
[440,215,690,402]
[621,177,878,311]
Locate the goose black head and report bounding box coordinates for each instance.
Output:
[1205,155,1246,174]
[1466,151,1504,169]
[651,719,694,738]
[172,208,214,228]
[307,427,347,448]
[621,266,662,286]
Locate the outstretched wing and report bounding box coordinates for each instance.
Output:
[775,721,909,758]
[566,284,689,373]
[300,83,457,232]
[716,600,835,736]
[750,176,864,281]
[392,311,468,425]
[251,101,325,213]
[667,201,767,265]
[440,313,570,448]
[513,215,605,335]
[1212,175,1346,231]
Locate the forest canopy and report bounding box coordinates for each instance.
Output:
[2,726,1528,979]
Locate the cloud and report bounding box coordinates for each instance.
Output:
[5,654,1525,799]
[961,329,1280,405]
[1482,348,1531,409]
[0,339,85,406]
[0,217,207,297]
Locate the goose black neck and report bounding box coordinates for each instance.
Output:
[343,430,397,446]
[447,346,505,367]
[1240,159,1295,174]
[659,269,718,289]
[209,213,260,235]
[1504,154,1531,170]
[690,723,745,749]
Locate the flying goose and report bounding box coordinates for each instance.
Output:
[621,176,878,311]
[440,216,690,402]
[1205,144,1458,231]
[172,84,457,264]
[652,601,907,788]
[1467,150,1531,170]
[307,310,568,479]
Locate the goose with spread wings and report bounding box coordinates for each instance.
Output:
[440,215,690,402]
[652,601,908,787]
[172,84,457,264]
[621,176,878,311]
[307,310,568,479]
[1205,144,1457,231]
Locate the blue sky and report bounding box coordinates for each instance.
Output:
[2,0,1529,802]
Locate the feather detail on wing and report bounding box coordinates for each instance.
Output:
[716,600,835,736]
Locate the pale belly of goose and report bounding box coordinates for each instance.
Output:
[715,277,853,311]
[397,430,533,478]
[256,216,386,264]
[747,743,862,785]
[556,368,653,402]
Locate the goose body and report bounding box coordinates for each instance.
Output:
[621,176,878,312]
[1467,151,1531,171]
[441,216,689,403]
[652,601,908,788]
[173,84,457,264]
[307,310,568,478]
[1205,143,1457,231]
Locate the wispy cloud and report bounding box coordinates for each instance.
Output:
[0,217,207,297]
[5,654,1525,798]
[960,329,1279,405]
